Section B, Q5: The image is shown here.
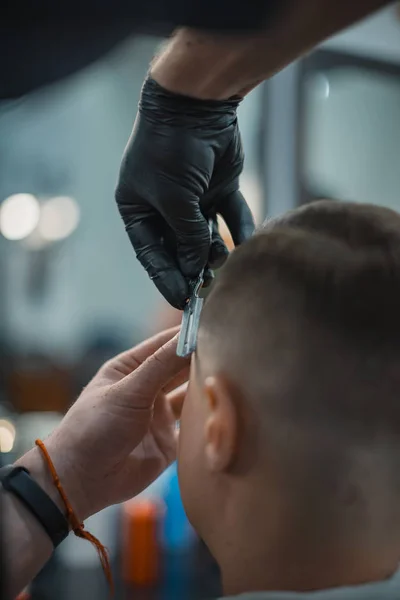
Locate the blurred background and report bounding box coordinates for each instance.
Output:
[1,4,400,599]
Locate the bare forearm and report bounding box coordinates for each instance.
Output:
[151,0,391,99]
[4,491,52,599]
[3,447,67,599]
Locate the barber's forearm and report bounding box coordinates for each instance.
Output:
[3,447,66,599]
[151,0,391,99]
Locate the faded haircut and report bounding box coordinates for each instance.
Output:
[199,200,400,447]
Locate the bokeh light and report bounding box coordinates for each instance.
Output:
[0,419,16,453]
[0,193,40,240]
[38,196,80,241]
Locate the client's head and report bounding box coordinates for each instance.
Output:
[178,200,400,594]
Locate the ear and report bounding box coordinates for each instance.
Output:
[203,375,238,472]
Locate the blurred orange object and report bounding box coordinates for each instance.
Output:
[8,366,71,413]
[122,500,160,587]
[16,592,30,600]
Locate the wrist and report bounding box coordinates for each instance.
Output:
[151,29,258,100]
[16,446,67,517]
[15,436,87,523]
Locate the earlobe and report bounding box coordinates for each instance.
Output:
[203,375,237,472]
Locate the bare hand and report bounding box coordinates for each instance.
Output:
[41,328,189,519]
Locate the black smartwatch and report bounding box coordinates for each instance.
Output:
[0,465,69,547]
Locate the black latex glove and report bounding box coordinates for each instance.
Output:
[115,77,255,309]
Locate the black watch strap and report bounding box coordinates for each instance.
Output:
[0,465,69,547]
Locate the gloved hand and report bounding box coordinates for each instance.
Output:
[115,77,255,309]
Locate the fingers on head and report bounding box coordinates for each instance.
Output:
[163,364,190,394]
[167,383,188,420]
[121,335,190,406]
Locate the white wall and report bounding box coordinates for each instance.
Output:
[1,37,159,358]
[302,5,400,210]
[304,69,400,209]
[324,4,400,64]
[264,4,400,217]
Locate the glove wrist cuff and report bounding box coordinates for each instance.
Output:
[139,76,241,121]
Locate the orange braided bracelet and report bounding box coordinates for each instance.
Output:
[35,439,114,595]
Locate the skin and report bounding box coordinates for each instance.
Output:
[4,328,189,600]
[151,0,391,100]
[4,320,400,597]
[177,342,400,595]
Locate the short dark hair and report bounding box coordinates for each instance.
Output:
[198,200,400,541]
[200,199,400,450]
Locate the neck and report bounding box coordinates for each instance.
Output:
[215,498,400,595]
[221,547,398,596]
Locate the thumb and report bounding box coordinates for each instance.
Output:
[208,216,229,269]
[216,190,255,246]
[118,335,190,409]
